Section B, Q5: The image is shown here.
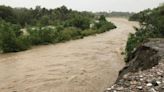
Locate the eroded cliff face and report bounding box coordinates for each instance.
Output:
[106,38,164,92]
[118,38,164,81]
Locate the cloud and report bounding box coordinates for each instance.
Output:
[0,0,163,12]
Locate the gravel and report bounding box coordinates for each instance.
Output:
[105,63,164,92]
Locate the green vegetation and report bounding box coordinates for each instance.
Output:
[126,5,164,62]
[0,5,116,53]
[57,27,82,41]
[27,27,58,45]
[0,19,31,52]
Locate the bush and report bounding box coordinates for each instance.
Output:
[98,22,116,33]
[0,20,31,52]
[81,29,97,36]
[94,17,116,33]
[65,16,91,30]
[14,36,31,51]
[99,15,107,22]
[58,27,82,41]
[27,27,58,45]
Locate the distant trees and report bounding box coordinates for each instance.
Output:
[95,12,134,18]
[0,5,95,28]
[0,5,16,24]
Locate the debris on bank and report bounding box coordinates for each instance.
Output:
[105,63,164,92]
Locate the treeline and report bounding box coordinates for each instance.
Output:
[95,11,134,18]
[0,5,116,53]
[0,5,94,27]
[126,5,164,62]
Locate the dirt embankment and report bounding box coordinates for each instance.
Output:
[106,39,164,92]
[0,18,138,92]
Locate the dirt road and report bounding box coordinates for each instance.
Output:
[0,18,138,92]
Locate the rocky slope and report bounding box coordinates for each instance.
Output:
[105,38,164,92]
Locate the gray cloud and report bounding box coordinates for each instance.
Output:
[0,0,164,12]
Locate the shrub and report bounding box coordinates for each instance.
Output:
[81,29,97,36]
[27,27,58,45]
[99,15,107,22]
[0,20,31,52]
[58,27,82,41]
[65,16,91,30]
[98,22,116,33]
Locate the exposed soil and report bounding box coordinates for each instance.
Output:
[105,38,164,92]
[0,18,138,92]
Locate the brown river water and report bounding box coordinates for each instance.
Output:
[0,18,138,92]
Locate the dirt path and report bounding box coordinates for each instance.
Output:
[0,18,138,92]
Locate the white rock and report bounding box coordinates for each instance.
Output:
[116,87,124,91]
[137,86,143,90]
[123,74,128,79]
[106,88,112,91]
[147,83,153,87]
[139,75,143,78]
[140,78,144,81]
[111,85,115,89]
[156,81,161,85]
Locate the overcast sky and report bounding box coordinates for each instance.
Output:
[0,0,164,12]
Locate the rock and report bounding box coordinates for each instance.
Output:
[130,80,137,85]
[159,86,164,92]
[111,85,115,89]
[162,79,164,83]
[116,87,124,91]
[146,79,151,83]
[139,75,143,78]
[156,81,161,85]
[137,86,143,90]
[123,74,128,79]
[124,81,130,87]
[106,88,112,91]
[149,88,157,92]
[140,78,144,81]
[157,72,162,76]
[147,83,153,87]
[151,80,159,86]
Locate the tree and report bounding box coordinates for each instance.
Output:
[0,5,17,24]
[69,16,91,30]
[0,20,31,52]
[99,15,107,22]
